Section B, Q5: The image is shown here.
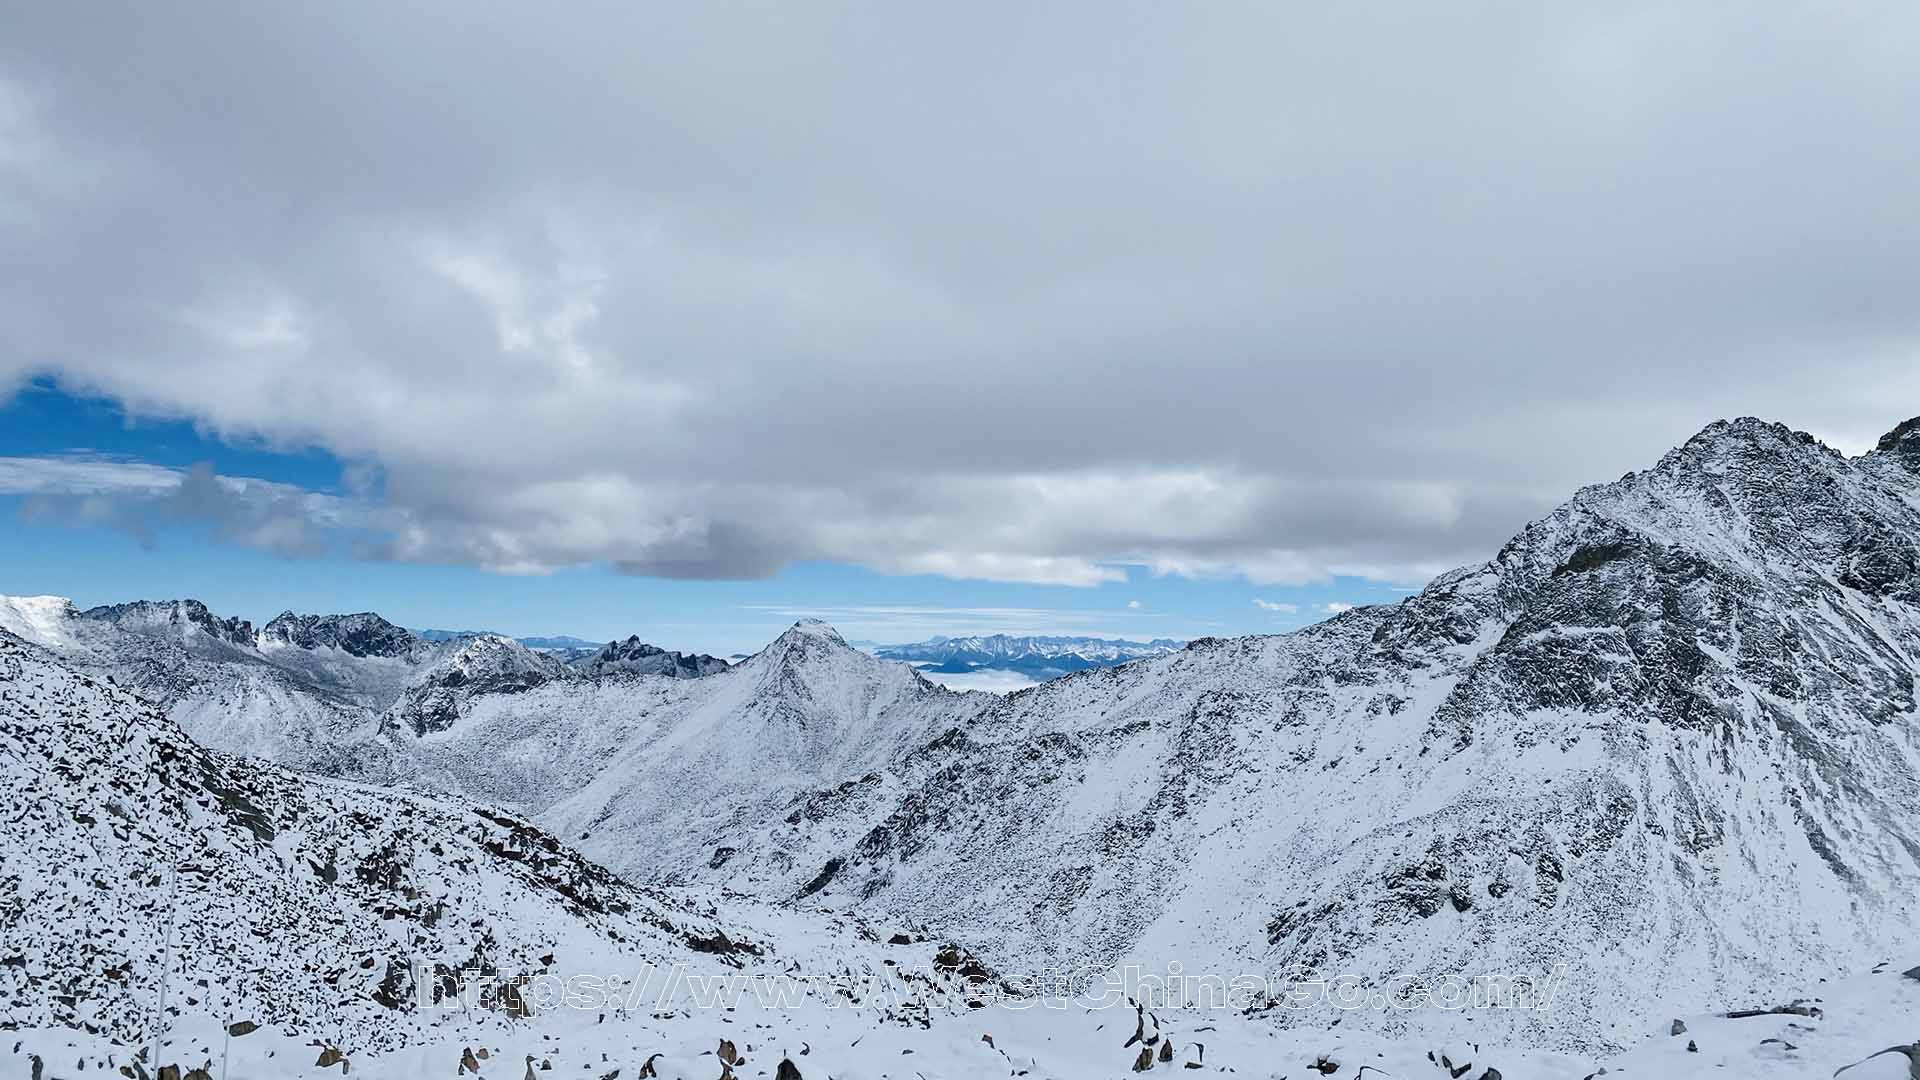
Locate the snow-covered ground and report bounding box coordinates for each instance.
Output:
[10,953,1918,1078]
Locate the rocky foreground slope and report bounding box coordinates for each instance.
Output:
[0,630,766,1050]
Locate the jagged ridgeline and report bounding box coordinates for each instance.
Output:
[4,415,1919,1053]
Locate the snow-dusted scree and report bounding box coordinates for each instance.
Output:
[5,415,1920,1078]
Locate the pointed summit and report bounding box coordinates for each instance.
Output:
[782,618,846,646]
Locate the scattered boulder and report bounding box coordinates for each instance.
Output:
[1670,1019,1687,1036]
[775,1059,803,1080]
[1132,1046,1155,1071]
[226,1021,259,1038]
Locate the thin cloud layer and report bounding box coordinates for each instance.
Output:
[2,4,1917,586]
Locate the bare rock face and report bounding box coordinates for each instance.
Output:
[1876,415,1920,458]
[80,599,256,649]
[259,611,421,659]
[575,636,728,679]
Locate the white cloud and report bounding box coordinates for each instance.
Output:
[1252,599,1300,614]
[7,4,1920,587]
[1126,599,1141,609]
[1321,602,1357,615]
[0,454,182,496]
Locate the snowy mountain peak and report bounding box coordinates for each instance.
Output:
[741,620,868,685]
[784,617,846,644]
[1652,416,1837,479]
[0,595,81,646]
[259,609,419,658]
[576,635,729,679]
[78,597,256,647]
[390,633,566,736]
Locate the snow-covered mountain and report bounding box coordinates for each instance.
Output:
[0,599,732,775]
[380,620,982,877]
[4,627,1112,1079]
[876,633,1184,680]
[10,626,1918,1079]
[301,414,1916,1053]
[572,635,730,679]
[716,417,1919,1051]
[7,415,1920,1061]
[0,629,763,1054]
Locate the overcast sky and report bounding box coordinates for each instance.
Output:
[2,2,1918,614]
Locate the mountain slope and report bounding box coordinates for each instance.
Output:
[668,418,1920,1050]
[379,620,982,880]
[0,630,770,1055]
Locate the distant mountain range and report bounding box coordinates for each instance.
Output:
[874,633,1185,679]
[0,600,733,773]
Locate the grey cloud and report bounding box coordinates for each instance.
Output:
[2,3,1917,585]
[10,457,355,559]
